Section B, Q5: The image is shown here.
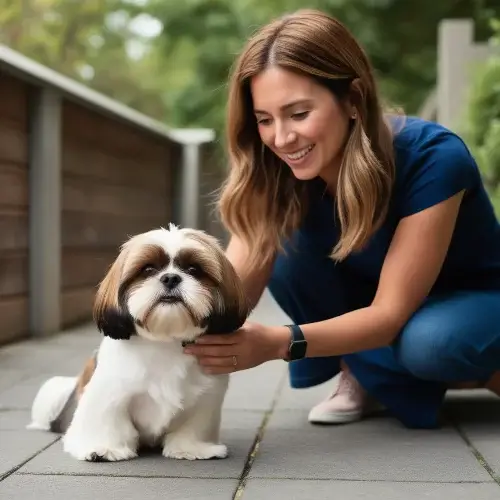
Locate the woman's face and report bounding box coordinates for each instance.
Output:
[250,66,354,186]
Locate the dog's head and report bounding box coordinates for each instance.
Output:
[93,224,249,343]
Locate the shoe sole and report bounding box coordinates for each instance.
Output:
[308,410,363,425]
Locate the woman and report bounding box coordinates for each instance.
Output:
[184,9,500,429]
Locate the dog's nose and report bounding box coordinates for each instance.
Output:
[161,273,182,289]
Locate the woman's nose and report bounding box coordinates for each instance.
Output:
[274,126,296,149]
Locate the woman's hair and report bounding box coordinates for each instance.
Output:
[218,9,398,272]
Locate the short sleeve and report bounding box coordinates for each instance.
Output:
[398,130,480,218]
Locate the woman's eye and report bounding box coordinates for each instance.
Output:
[292,111,309,120]
[256,117,271,126]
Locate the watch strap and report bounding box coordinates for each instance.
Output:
[285,324,308,361]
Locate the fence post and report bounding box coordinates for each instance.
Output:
[437,19,475,130]
[437,18,500,130]
[170,128,215,229]
[28,87,61,336]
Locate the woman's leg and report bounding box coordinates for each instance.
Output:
[393,290,500,384]
[267,234,348,388]
[267,232,380,422]
[344,289,500,429]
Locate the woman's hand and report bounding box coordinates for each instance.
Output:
[183,321,289,375]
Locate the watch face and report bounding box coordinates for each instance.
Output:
[290,339,307,360]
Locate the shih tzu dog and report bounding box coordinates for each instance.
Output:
[27,224,249,462]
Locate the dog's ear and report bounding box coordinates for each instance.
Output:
[204,255,250,335]
[93,246,136,340]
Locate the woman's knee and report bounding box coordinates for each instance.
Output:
[394,292,500,382]
[393,311,475,382]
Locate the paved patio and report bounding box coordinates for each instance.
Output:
[0,289,499,499]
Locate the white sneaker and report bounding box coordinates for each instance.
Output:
[308,370,381,424]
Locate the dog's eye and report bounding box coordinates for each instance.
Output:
[141,264,157,275]
[186,264,202,276]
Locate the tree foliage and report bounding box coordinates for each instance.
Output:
[461,17,500,212]
[1,0,499,137]
[149,0,500,137]
[0,0,171,120]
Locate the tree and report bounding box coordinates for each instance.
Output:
[146,0,500,139]
[0,0,170,121]
[460,17,500,213]
[3,0,499,139]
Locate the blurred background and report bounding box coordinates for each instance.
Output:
[0,0,499,346]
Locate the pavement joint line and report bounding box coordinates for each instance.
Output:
[228,476,495,483]
[11,471,497,483]
[0,436,61,482]
[15,472,239,479]
[232,368,287,500]
[450,416,500,486]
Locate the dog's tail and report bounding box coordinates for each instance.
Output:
[27,350,98,434]
[27,376,79,433]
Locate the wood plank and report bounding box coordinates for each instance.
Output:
[0,121,28,165]
[0,71,29,125]
[0,251,28,297]
[62,100,174,163]
[0,164,28,207]
[61,249,116,290]
[61,286,96,328]
[61,211,168,248]
[61,140,168,191]
[0,212,28,251]
[62,176,168,217]
[0,295,29,345]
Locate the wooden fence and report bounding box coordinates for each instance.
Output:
[0,45,226,346]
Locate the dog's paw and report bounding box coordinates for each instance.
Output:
[162,441,228,460]
[63,435,137,462]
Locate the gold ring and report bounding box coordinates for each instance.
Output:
[232,355,238,366]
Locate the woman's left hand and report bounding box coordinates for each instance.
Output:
[183,321,288,375]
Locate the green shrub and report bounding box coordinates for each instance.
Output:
[461,18,500,212]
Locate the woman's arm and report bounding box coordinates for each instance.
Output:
[225,235,275,311]
[185,190,465,373]
[186,190,465,371]
[273,190,466,359]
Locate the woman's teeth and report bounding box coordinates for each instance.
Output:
[286,144,315,160]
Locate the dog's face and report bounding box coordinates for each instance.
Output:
[93,225,249,342]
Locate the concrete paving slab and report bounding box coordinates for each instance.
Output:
[33,323,101,349]
[19,410,261,479]
[0,368,31,392]
[0,474,238,500]
[224,361,286,411]
[445,390,500,480]
[249,410,493,483]
[242,479,500,499]
[0,409,31,430]
[0,430,59,479]
[0,339,90,375]
[2,288,499,499]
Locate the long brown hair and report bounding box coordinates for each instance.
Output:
[218,9,397,272]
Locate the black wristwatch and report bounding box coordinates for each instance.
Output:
[284,324,308,361]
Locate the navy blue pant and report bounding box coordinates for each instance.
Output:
[268,242,500,429]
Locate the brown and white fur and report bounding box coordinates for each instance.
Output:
[27,225,249,462]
